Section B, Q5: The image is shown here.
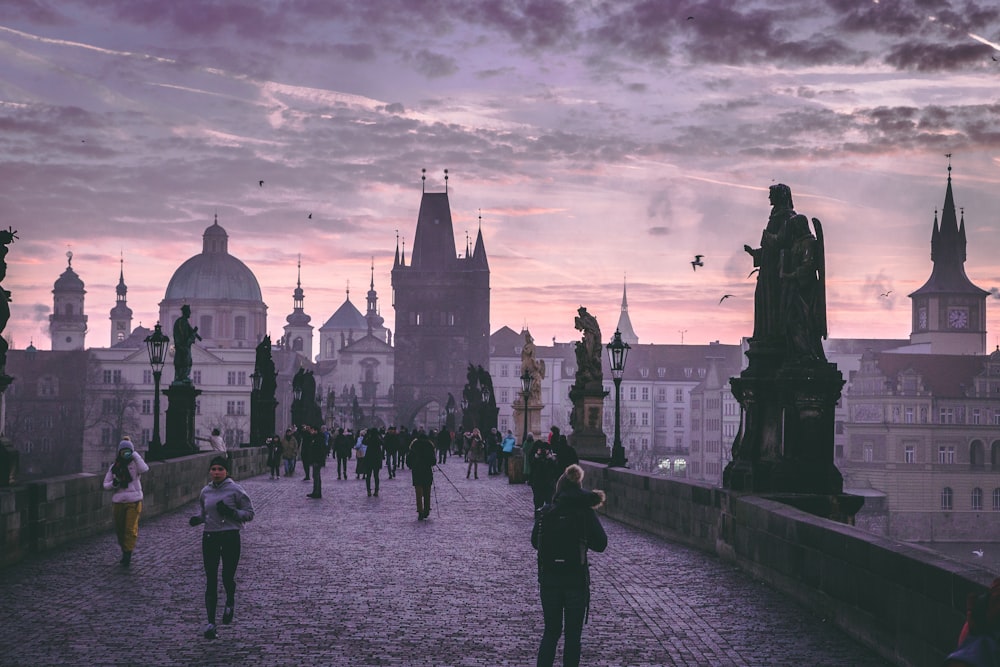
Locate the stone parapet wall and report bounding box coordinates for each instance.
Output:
[0,448,267,568]
[580,463,992,667]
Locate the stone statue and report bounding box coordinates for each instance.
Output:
[520,331,545,404]
[744,184,796,342]
[0,227,17,379]
[171,304,201,384]
[255,335,277,401]
[780,214,828,362]
[573,307,602,387]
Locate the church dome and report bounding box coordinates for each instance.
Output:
[164,220,262,302]
[53,252,84,292]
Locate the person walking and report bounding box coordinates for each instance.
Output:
[353,431,368,480]
[531,464,607,667]
[466,428,485,479]
[333,428,353,480]
[435,427,450,464]
[188,456,255,640]
[102,439,149,567]
[407,429,436,520]
[553,434,579,471]
[280,429,298,477]
[298,425,312,482]
[265,435,282,479]
[529,436,559,510]
[383,426,399,479]
[363,429,385,497]
[522,432,537,482]
[306,425,328,499]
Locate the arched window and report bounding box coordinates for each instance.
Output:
[970,440,985,466]
[234,316,247,340]
[292,336,303,352]
[992,441,1000,470]
[940,487,953,510]
[972,488,983,511]
[64,303,74,315]
[326,339,335,356]
[199,315,213,339]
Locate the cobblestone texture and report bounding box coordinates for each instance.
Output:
[0,459,892,666]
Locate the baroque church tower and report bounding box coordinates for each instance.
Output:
[282,256,313,356]
[391,171,490,426]
[615,278,639,346]
[109,257,133,346]
[50,251,87,351]
[908,164,988,355]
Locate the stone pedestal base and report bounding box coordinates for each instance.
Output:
[165,383,202,458]
[569,385,610,462]
[512,400,543,442]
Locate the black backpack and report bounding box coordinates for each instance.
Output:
[535,502,588,569]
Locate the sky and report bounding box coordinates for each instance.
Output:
[3,0,1000,357]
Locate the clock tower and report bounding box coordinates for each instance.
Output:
[908,164,988,355]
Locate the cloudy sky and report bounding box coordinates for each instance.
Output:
[3,0,1000,356]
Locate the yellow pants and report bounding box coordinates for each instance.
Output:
[113,501,142,553]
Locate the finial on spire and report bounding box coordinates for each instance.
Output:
[945,153,952,179]
[444,168,449,193]
[370,256,375,289]
[297,253,302,287]
[421,168,426,193]
[66,249,73,267]
[478,209,482,230]
[346,279,350,300]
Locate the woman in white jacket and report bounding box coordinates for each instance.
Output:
[102,439,149,567]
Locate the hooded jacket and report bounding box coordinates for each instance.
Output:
[531,484,608,587]
[196,477,255,532]
[102,448,149,504]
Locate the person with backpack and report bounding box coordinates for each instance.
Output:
[531,464,607,667]
[407,429,436,520]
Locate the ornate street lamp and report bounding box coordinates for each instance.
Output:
[520,368,532,445]
[144,323,169,461]
[606,328,630,467]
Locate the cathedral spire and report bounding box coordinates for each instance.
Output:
[109,254,132,345]
[615,275,638,345]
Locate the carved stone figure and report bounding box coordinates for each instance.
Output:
[255,335,278,402]
[573,307,602,387]
[171,304,201,384]
[520,331,545,404]
[744,184,796,342]
[780,214,828,362]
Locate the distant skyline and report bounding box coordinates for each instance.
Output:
[3,1,1000,354]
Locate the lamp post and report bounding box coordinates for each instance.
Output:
[144,323,169,461]
[607,328,630,467]
[520,368,532,445]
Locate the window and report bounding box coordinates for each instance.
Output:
[972,488,983,511]
[904,407,914,424]
[198,315,213,339]
[904,446,915,464]
[226,371,247,386]
[863,443,873,462]
[142,399,151,415]
[674,411,683,427]
[657,368,665,378]
[639,368,649,378]
[675,388,684,403]
[684,368,692,378]
[657,388,666,401]
[500,365,508,378]
[500,389,509,404]
[941,487,953,510]
[994,488,1000,511]
[641,412,649,426]
[994,410,1000,426]
[37,377,56,397]
[938,446,956,464]
[193,371,202,385]
[629,387,637,401]
[972,409,982,425]
[628,411,636,426]
[940,407,954,424]
[143,370,152,384]
[101,428,113,446]
[226,400,246,416]
[102,369,123,384]
[641,387,649,401]
[657,411,667,426]
[235,316,247,340]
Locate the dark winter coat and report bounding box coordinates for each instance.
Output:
[531,484,607,588]
[407,435,436,487]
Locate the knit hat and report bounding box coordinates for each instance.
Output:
[209,456,230,472]
[118,440,135,452]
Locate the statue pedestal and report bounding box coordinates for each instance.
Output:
[568,384,610,461]
[724,342,846,495]
[512,399,543,442]
[165,382,202,458]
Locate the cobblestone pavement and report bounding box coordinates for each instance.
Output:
[0,458,891,666]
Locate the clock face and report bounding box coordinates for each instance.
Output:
[918,308,927,330]
[947,307,969,329]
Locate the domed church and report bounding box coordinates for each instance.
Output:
[158,216,267,349]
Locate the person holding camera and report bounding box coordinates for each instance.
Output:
[102,438,149,567]
[188,456,255,640]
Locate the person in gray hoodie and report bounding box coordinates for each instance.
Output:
[189,456,255,639]
[102,438,149,567]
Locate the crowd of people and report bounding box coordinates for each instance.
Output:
[104,421,606,663]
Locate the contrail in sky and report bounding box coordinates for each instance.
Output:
[968,33,1000,51]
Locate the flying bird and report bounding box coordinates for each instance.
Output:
[719,294,734,304]
[258,180,264,187]
[691,255,704,271]
[880,290,892,297]
[973,549,984,557]
[687,16,694,20]
[308,213,312,219]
